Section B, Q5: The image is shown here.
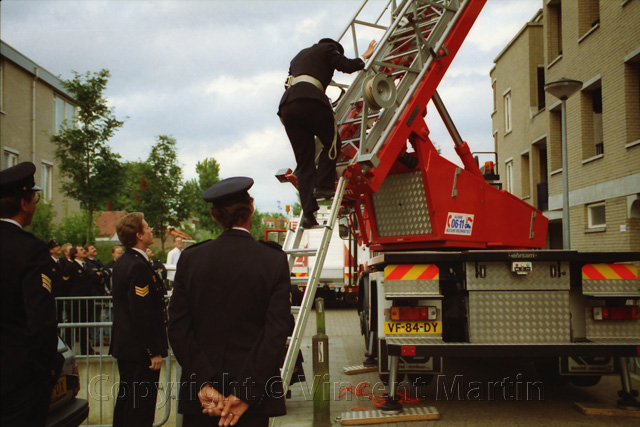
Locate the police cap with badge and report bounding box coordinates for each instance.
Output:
[203,177,254,207]
[0,162,42,197]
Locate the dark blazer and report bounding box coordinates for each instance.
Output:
[168,229,291,416]
[278,42,365,111]
[109,249,168,361]
[49,256,68,298]
[0,221,61,397]
[62,260,96,297]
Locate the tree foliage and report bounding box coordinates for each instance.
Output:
[51,69,123,244]
[183,157,222,238]
[25,201,56,243]
[137,135,188,252]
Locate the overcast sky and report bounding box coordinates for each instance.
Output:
[1,0,541,213]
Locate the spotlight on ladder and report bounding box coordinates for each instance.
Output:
[363,73,397,110]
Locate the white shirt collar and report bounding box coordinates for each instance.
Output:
[0,218,22,229]
[232,227,251,234]
[74,259,84,267]
[132,247,150,262]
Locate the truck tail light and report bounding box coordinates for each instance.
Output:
[390,306,437,321]
[593,306,640,321]
[401,346,416,356]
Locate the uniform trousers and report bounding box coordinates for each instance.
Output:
[182,412,269,427]
[113,359,160,427]
[280,98,338,216]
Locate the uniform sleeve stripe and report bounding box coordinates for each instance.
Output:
[41,274,52,293]
[135,285,150,297]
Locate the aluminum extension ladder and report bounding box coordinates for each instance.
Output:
[277,0,467,396]
[279,177,347,394]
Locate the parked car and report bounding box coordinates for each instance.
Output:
[46,337,89,427]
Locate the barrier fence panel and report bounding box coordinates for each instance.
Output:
[56,296,174,427]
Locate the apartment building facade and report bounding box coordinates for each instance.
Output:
[1,40,80,217]
[491,0,640,251]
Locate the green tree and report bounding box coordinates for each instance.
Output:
[139,135,188,252]
[250,209,285,241]
[111,161,148,212]
[51,69,123,244]
[183,157,222,238]
[55,210,99,245]
[25,200,56,242]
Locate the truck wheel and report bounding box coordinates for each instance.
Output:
[535,360,569,387]
[569,375,601,387]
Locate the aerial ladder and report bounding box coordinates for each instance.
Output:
[278,0,496,397]
[278,0,640,419]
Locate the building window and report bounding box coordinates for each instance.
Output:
[581,80,603,159]
[3,149,19,169]
[520,152,530,198]
[504,91,512,133]
[587,202,606,229]
[578,0,599,38]
[537,67,546,110]
[549,106,562,171]
[53,96,75,134]
[0,60,4,112]
[492,79,497,113]
[505,160,513,193]
[624,52,640,145]
[547,0,562,59]
[41,162,53,202]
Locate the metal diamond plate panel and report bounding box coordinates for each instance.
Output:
[585,308,640,339]
[582,279,640,296]
[468,291,570,343]
[466,262,569,291]
[372,171,431,237]
[384,280,440,297]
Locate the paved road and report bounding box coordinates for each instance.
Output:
[275,307,640,426]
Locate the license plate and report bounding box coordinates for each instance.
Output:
[384,321,442,335]
[51,375,67,401]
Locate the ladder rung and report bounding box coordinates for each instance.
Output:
[291,306,301,315]
[290,277,308,285]
[284,248,318,257]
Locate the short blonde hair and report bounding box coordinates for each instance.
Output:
[116,212,145,248]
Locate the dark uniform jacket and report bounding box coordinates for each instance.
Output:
[49,256,67,298]
[109,249,168,361]
[168,229,291,416]
[62,260,97,297]
[0,221,61,397]
[278,42,365,111]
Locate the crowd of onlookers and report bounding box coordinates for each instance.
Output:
[47,240,172,354]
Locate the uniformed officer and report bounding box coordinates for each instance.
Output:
[278,38,376,228]
[63,244,97,355]
[0,162,62,426]
[110,212,168,427]
[48,239,70,343]
[168,177,291,427]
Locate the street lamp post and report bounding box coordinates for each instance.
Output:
[545,78,582,250]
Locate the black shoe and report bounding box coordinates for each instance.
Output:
[300,215,319,229]
[313,188,335,199]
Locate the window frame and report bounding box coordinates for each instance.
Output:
[587,202,606,229]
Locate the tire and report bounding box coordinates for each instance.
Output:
[569,375,602,387]
[535,360,569,387]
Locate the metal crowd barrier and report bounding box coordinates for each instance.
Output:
[56,296,173,427]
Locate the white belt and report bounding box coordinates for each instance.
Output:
[286,74,324,91]
[285,75,338,160]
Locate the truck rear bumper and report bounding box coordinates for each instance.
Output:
[385,338,639,358]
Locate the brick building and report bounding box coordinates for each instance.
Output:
[491,1,640,251]
[1,40,80,217]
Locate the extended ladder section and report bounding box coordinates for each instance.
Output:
[277,0,489,392]
[280,178,347,393]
